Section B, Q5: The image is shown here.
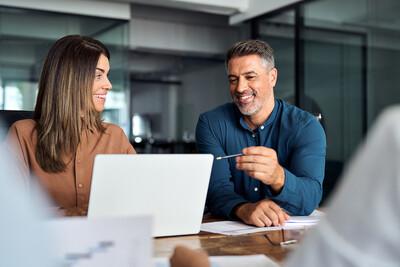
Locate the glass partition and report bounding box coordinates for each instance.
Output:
[0,6,130,133]
[257,10,296,104]
[253,0,400,204]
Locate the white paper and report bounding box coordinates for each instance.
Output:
[45,216,152,267]
[201,210,323,236]
[153,254,279,267]
[286,209,323,223]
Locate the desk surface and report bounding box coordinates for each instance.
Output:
[154,215,309,264]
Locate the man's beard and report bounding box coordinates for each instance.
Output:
[234,90,267,116]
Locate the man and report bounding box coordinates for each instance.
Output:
[196,40,326,227]
[174,105,400,267]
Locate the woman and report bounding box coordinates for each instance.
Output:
[2,35,136,215]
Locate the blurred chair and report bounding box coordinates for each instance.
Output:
[312,113,322,122]
[0,110,34,143]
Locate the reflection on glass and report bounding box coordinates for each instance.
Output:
[4,86,23,110]
[132,113,152,141]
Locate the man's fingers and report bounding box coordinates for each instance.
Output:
[243,146,273,156]
[237,162,268,175]
[242,146,276,157]
[245,208,273,227]
[259,212,274,227]
[267,201,289,226]
[264,209,279,226]
[236,200,289,228]
[238,154,269,163]
[254,216,271,227]
[236,157,276,173]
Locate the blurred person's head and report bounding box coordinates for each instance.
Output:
[33,35,112,173]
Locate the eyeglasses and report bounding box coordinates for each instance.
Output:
[264,229,297,246]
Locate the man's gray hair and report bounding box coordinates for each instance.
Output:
[225,39,275,71]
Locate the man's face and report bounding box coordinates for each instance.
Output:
[228,54,276,116]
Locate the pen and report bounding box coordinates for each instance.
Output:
[216,153,243,160]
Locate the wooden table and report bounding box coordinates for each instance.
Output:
[154,215,311,264]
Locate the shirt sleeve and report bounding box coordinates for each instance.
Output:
[196,114,247,219]
[107,124,136,154]
[269,118,326,215]
[0,123,31,194]
[121,131,136,154]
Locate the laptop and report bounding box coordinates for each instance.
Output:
[88,154,213,237]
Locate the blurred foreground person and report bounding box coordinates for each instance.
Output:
[171,105,400,267]
[0,121,51,267]
[285,106,400,266]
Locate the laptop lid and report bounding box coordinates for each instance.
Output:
[88,154,213,237]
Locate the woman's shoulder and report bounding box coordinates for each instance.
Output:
[10,119,36,133]
[101,122,126,135]
[100,122,134,153]
[4,119,36,145]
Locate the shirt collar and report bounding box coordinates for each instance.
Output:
[235,98,279,132]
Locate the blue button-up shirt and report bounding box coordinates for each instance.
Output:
[196,99,326,219]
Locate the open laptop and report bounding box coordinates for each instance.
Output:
[88,154,213,237]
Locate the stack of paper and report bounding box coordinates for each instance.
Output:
[200,210,323,236]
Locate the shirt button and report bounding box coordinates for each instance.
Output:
[78,183,83,188]
[254,187,258,192]
[77,160,81,164]
[260,126,264,130]
[252,134,256,138]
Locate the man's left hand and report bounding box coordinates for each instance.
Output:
[235,146,285,193]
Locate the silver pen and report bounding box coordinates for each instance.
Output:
[216,153,243,160]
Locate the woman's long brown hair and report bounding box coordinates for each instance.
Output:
[33,35,110,173]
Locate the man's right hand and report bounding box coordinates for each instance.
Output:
[234,199,290,227]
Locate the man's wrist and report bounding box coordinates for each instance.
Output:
[271,166,285,194]
[230,202,247,219]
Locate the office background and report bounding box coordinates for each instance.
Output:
[1,0,399,203]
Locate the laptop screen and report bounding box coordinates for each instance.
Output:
[88,154,213,237]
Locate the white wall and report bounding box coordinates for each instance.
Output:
[130,4,240,55]
[0,0,130,20]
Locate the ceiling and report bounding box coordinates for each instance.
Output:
[103,0,303,25]
[106,0,247,16]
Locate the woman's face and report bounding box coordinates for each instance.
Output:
[92,54,112,112]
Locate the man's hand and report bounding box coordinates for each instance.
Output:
[236,146,285,193]
[234,199,290,227]
[170,245,210,267]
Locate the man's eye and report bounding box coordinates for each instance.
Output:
[246,76,255,80]
[229,79,237,83]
